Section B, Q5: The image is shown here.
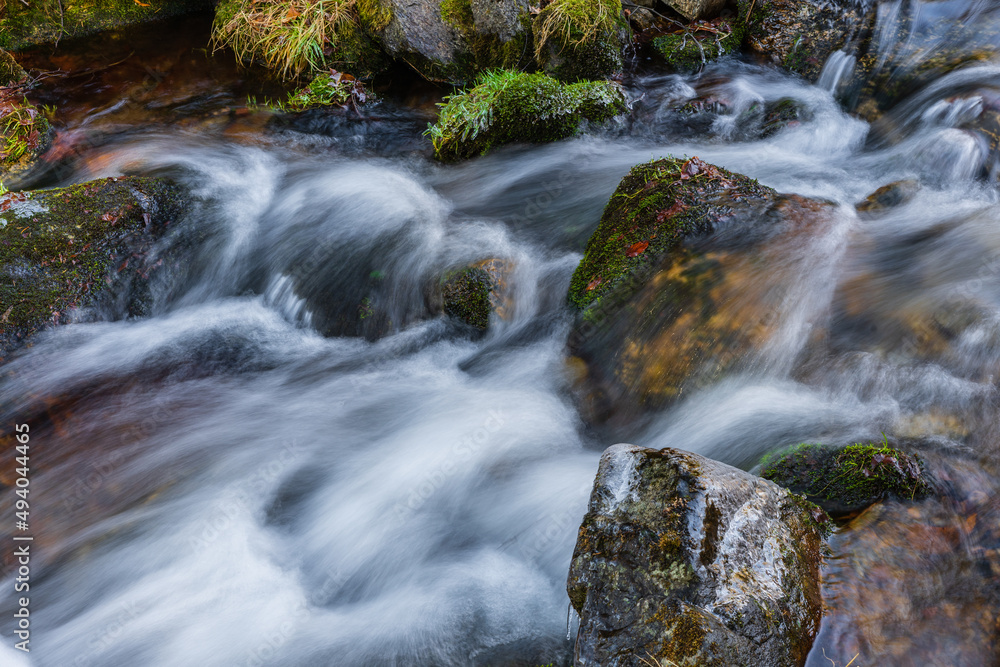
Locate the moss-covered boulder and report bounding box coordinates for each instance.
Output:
[759,442,934,516]
[0,49,26,85]
[566,156,832,422]
[0,0,211,51]
[0,177,185,361]
[427,70,627,161]
[440,258,511,329]
[568,444,826,666]
[532,0,628,81]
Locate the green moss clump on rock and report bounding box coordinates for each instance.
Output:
[426,69,626,161]
[0,177,185,360]
[653,19,745,72]
[281,69,373,111]
[441,266,493,329]
[533,0,625,81]
[760,441,933,515]
[0,0,209,51]
[0,88,52,185]
[567,156,774,312]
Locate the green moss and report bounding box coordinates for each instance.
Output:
[567,156,774,312]
[440,0,474,30]
[356,0,392,32]
[441,266,492,329]
[760,441,932,515]
[653,20,745,72]
[0,177,184,358]
[426,69,626,161]
[0,50,26,86]
[0,0,208,51]
[0,88,51,179]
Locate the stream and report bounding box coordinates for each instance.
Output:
[4,7,1000,666]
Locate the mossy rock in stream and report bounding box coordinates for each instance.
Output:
[565,156,834,425]
[759,442,934,516]
[653,18,745,73]
[0,49,26,85]
[427,70,627,161]
[568,445,826,666]
[0,176,185,361]
[0,0,212,51]
[440,258,512,329]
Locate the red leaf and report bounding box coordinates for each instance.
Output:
[626,241,649,258]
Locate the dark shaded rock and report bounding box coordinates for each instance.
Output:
[566,156,833,421]
[759,441,933,516]
[0,177,185,361]
[568,444,826,666]
[741,0,875,81]
[440,258,511,329]
[0,0,213,51]
[366,0,533,82]
[427,70,627,161]
[664,0,725,21]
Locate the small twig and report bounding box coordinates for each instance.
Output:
[745,0,757,23]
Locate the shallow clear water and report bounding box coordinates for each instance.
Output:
[5,12,1000,666]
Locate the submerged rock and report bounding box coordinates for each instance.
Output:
[427,70,627,161]
[855,179,920,215]
[0,0,212,51]
[0,177,185,361]
[440,258,512,330]
[566,156,833,422]
[759,441,934,516]
[568,444,826,666]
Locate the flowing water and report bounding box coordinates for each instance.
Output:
[5,8,1000,667]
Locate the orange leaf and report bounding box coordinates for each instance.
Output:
[626,241,649,258]
[133,0,150,6]
[586,277,602,291]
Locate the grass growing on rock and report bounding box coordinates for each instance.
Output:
[280,69,373,111]
[534,0,621,59]
[425,69,626,161]
[0,86,50,175]
[760,441,933,514]
[213,0,384,78]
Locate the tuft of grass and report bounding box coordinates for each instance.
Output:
[534,0,621,59]
[0,88,48,165]
[212,0,358,79]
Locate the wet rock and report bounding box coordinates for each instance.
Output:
[440,258,512,330]
[568,444,826,666]
[427,70,627,161]
[0,0,212,51]
[741,0,875,81]
[759,441,934,517]
[0,177,185,361]
[532,0,629,81]
[855,179,921,215]
[811,451,1000,665]
[566,155,833,422]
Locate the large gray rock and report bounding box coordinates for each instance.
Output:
[372,0,533,82]
[567,445,827,667]
[664,0,726,21]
